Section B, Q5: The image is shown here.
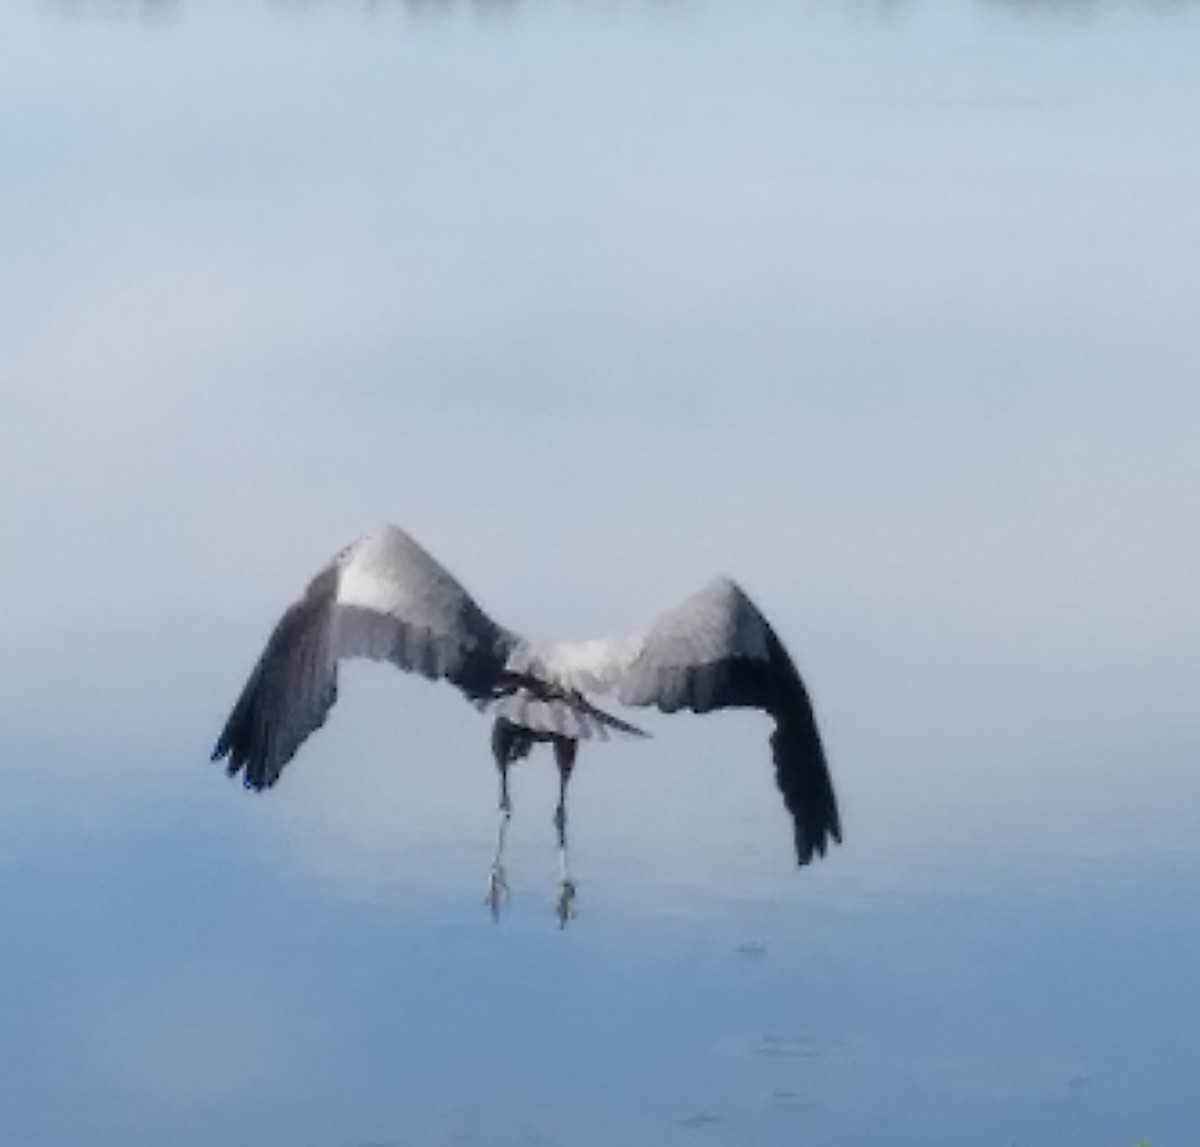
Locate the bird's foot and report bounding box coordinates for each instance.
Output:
[484,864,509,921]
[556,879,577,928]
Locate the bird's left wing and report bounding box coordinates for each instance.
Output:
[212,524,515,790]
[515,578,841,865]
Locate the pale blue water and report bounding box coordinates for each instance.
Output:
[2,1,1198,1144]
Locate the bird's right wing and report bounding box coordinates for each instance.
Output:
[516,578,841,865]
[212,524,515,790]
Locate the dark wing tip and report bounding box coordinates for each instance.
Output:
[782,752,842,866]
[211,705,277,791]
[210,579,340,794]
[794,818,842,867]
[794,785,844,866]
[769,683,841,868]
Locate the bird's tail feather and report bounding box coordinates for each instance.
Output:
[483,687,648,741]
[582,698,649,739]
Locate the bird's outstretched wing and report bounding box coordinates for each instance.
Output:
[212,524,514,790]
[513,578,841,865]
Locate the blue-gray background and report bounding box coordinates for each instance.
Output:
[2,1,1197,1144]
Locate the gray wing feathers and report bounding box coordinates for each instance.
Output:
[212,564,340,790]
[328,527,506,681]
[213,525,512,789]
[615,578,770,709]
[544,577,841,865]
[333,525,510,685]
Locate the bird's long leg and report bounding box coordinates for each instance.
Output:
[553,739,578,927]
[485,761,512,920]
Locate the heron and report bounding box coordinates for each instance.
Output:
[212,523,841,925]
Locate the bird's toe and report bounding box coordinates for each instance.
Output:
[485,865,510,921]
[556,879,577,928]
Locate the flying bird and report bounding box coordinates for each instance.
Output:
[212,523,840,924]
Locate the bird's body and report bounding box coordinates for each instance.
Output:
[213,523,840,923]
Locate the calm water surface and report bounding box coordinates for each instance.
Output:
[2,1,1198,1144]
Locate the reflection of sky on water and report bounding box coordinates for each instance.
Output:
[6,792,1197,1145]
[2,0,1198,1143]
